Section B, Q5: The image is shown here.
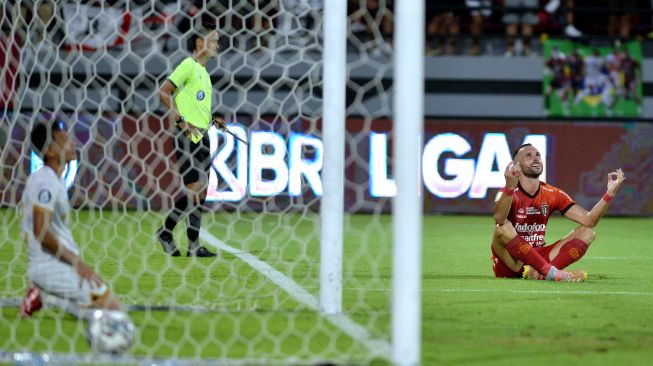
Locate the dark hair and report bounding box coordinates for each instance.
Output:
[30,120,67,158]
[187,16,217,52]
[512,143,532,159]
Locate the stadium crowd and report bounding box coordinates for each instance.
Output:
[2,1,653,56]
[427,0,653,56]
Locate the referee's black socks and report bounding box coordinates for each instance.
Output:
[187,198,205,250]
[164,195,191,234]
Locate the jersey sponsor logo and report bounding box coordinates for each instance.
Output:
[541,204,549,216]
[197,90,205,101]
[526,207,539,215]
[522,233,545,246]
[569,247,580,259]
[38,189,52,203]
[515,222,546,233]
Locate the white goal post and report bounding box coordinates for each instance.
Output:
[392,1,424,365]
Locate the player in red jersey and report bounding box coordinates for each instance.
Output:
[491,143,626,281]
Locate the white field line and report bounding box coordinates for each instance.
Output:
[348,287,653,296]
[435,288,653,296]
[0,351,334,366]
[199,229,392,360]
[446,254,647,260]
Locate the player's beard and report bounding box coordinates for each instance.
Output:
[523,165,542,179]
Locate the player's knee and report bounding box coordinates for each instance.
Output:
[494,222,517,244]
[576,226,596,244]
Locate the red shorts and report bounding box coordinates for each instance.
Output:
[490,243,558,278]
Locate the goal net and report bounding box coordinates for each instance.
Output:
[0,0,404,364]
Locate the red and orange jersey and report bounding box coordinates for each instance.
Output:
[506,182,575,247]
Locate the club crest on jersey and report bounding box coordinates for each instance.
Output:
[541,204,549,216]
[38,189,52,203]
[196,90,205,101]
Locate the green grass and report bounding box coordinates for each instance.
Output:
[1,209,652,365]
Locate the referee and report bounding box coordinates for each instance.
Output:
[156,21,225,257]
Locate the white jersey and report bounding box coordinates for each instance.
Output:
[21,166,79,271]
[584,55,604,81]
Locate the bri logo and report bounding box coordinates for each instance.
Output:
[515,223,546,233]
[197,90,205,101]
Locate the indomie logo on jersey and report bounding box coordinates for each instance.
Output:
[515,223,546,234]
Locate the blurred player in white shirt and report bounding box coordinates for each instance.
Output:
[19,120,122,318]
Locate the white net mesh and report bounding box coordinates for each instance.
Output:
[1,0,397,364]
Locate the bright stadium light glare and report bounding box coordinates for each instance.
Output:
[30,151,78,190]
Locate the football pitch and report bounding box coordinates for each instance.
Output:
[1,210,652,365]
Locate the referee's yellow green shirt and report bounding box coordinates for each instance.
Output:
[168,57,212,142]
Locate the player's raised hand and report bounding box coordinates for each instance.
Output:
[504,162,520,189]
[212,113,226,131]
[606,168,626,195]
[75,261,103,289]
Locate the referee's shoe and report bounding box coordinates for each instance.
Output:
[187,246,217,257]
[156,227,181,257]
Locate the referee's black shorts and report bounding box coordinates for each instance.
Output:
[174,126,211,185]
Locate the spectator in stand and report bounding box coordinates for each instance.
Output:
[502,0,539,57]
[544,0,583,38]
[466,0,492,56]
[277,0,322,48]
[425,1,463,56]
[180,1,277,50]
[1,2,22,112]
[607,0,637,46]
[425,2,444,55]
[350,0,393,55]
[251,1,278,49]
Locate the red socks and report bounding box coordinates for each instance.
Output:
[505,236,552,276]
[551,239,589,269]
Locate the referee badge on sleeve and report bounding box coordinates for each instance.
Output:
[38,189,52,203]
[197,90,205,101]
